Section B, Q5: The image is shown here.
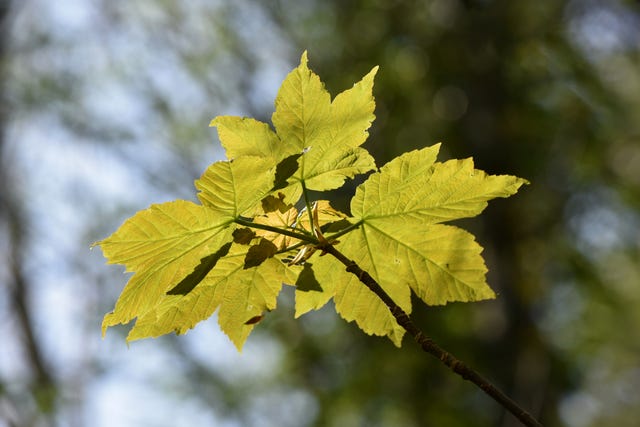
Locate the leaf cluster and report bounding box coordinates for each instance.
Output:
[97,52,527,350]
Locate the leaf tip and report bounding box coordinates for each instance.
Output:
[367,65,380,80]
[101,315,112,338]
[228,331,250,353]
[390,333,404,348]
[518,177,531,187]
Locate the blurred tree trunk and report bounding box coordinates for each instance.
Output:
[0,1,57,425]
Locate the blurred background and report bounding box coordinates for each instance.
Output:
[1,0,639,426]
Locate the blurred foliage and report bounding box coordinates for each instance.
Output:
[266,1,640,426]
[1,0,639,426]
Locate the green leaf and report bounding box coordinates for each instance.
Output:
[195,156,277,217]
[243,238,278,269]
[209,116,291,160]
[208,117,303,204]
[272,51,378,191]
[99,200,235,333]
[210,52,379,203]
[99,52,529,352]
[253,202,301,250]
[339,222,491,307]
[351,144,528,224]
[167,242,233,296]
[294,246,406,346]
[99,155,283,338]
[295,145,527,344]
[127,243,292,350]
[355,146,526,297]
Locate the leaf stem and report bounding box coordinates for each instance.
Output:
[234,218,317,244]
[325,219,364,241]
[300,180,317,238]
[321,244,544,427]
[276,240,306,255]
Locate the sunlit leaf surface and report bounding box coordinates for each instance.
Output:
[99,53,527,349]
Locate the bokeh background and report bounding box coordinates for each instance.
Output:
[2,1,640,426]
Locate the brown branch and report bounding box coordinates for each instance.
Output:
[321,244,543,427]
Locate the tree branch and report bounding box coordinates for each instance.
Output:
[234,217,316,243]
[321,244,544,427]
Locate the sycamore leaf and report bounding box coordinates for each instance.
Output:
[98,200,235,333]
[352,145,526,301]
[253,200,349,252]
[127,243,292,350]
[99,155,282,338]
[297,200,349,232]
[210,52,378,206]
[195,156,277,217]
[295,145,527,344]
[272,51,378,192]
[210,116,295,161]
[253,203,300,251]
[100,52,529,352]
[293,227,409,346]
[351,144,527,224]
[338,222,490,306]
[294,242,406,346]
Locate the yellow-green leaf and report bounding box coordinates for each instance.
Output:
[210,116,297,161]
[195,156,276,217]
[99,155,283,338]
[294,238,406,346]
[272,51,378,192]
[271,51,332,154]
[253,204,300,250]
[128,244,292,350]
[295,146,527,345]
[351,144,528,224]
[208,52,378,204]
[343,145,526,311]
[208,119,303,205]
[98,200,235,333]
[340,222,492,306]
[99,52,530,352]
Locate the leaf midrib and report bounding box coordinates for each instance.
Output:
[361,222,479,292]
